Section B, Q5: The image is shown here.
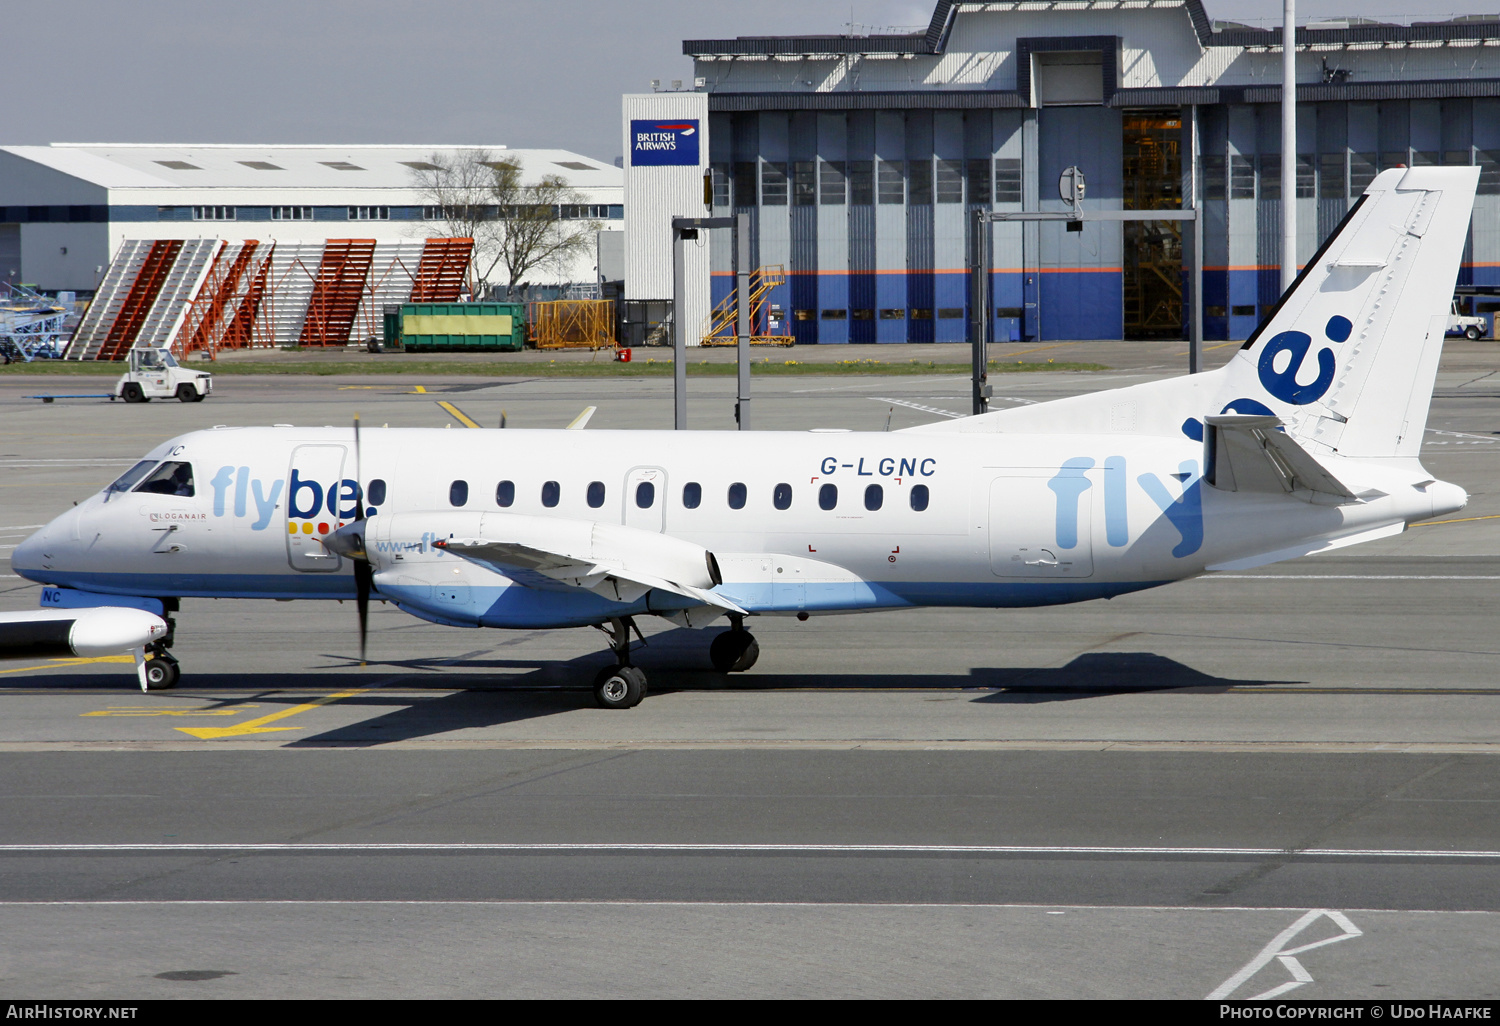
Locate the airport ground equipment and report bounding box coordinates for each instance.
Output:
[1447,300,1488,340]
[699,265,791,347]
[68,238,475,360]
[396,302,526,351]
[530,299,615,350]
[0,282,70,362]
[113,346,212,403]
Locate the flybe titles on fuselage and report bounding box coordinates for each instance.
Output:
[205,467,360,531]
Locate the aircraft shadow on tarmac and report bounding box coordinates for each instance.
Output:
[0,627,1296,747]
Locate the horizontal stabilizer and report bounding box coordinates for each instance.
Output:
[1205,415,1358,502]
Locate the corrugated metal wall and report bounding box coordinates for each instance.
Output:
[622,92,711,345]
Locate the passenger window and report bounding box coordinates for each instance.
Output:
[773,483,792,510]
[541,481,560,508]
[367,478,387,506]
[910,484,930,511]
[496,480,515,507]
[587,481,606,508]
[449,480,468,507]
[818,483,837,510]
[682,482,702,509]
[108,459,157,494]
[728,482,747,510]
[636,481,655,508]
[135,461,195,497]
[865,483,883,511]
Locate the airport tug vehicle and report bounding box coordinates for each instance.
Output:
[115,347,212,403]
[6,167,1482,707]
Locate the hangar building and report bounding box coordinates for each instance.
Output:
[662,0,1500,343]
[0,144,623,297]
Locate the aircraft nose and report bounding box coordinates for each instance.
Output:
[11,525,50,579]
[11,507,81,580]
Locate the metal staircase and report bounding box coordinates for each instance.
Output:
[298,239,376,346]
[66,240,153,359]
[700,264,793,346]
[132,238,218,350]
[410,237,473,301]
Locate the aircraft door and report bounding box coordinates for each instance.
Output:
[988,473,1094,578]
[285,444,347,571]
[623,466,666,532]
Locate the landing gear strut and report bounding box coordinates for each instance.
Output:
[143,608,179,691]
[592,617,646,709]
[710,615,759,673]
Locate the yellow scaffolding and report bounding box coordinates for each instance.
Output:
[701,265,793,346]
[530,299,615,349]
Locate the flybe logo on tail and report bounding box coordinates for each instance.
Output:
[206,467,361,531]
[1222,315,1353,417]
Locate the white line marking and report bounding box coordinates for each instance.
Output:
[1200,573,1500,582]
[1426,428,1499,443]
[1207,909,1362,1000]
[871,397,964,419]
[0,526,44,532]
[4,843,1499,857]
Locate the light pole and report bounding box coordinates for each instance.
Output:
[1282,0,1297,294]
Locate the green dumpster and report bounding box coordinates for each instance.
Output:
[398,302,526,352]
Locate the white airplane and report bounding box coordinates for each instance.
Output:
[9,167,1476,707]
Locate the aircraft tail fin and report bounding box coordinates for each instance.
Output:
[1211,165,1477,460]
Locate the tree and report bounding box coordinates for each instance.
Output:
[410,151,601,297]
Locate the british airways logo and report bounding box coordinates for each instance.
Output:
[631,119,700,167]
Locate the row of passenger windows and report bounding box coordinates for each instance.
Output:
[447,479,931,512]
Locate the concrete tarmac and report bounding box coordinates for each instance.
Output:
[1,348,1498,998]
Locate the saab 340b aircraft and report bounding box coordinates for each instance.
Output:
[7,167,1477,707]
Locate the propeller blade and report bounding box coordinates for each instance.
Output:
[355,557,371,663]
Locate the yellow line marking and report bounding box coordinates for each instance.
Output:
[1174,341,1240,356]
[83,708,248,718]
[0,655,133,676]
[175,689,368,739]
[1413,513,1500,527]
[565,405,597,430]
[436,401,482,429]
[412,385,427,394]
[998,342,1082,358]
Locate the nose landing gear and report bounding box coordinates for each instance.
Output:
[141,608,179,691]
[593,617,647,709]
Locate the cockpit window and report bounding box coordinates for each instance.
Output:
[134,461,195,497]
[107,460,158,493]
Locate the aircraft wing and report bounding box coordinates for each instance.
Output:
[432,514,746,616]
[1204,414,1360,502]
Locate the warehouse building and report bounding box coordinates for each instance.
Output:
[0,144,623,297]
[651,0,1500,343]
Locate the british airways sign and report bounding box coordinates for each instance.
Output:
[631,119,700,166]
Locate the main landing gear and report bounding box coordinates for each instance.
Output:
[590,615,761,709]
[593,617,647,709]
[710,616,759,674]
